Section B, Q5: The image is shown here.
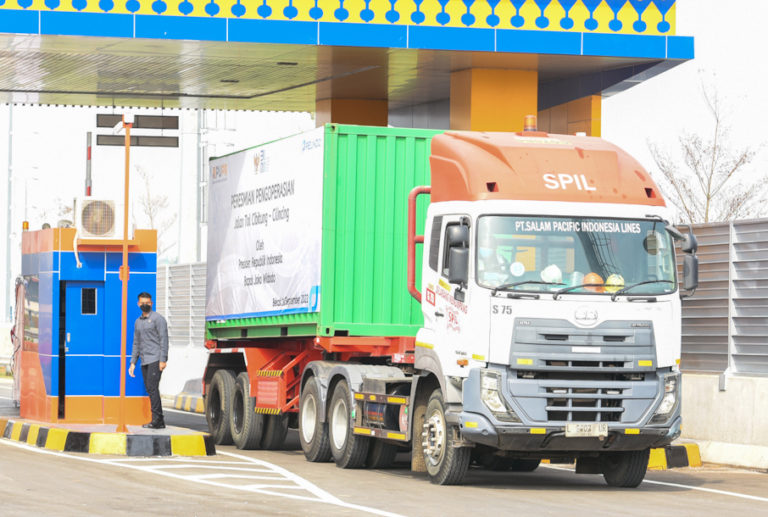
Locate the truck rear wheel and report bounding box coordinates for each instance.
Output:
[328,380,370,468]
[601,449,650,488]
[261,414,289,450]
[367,440,399,469]
[230,372,264,450]
[206,369,236,445]
[423,389,470,485]
[299,376,332,462]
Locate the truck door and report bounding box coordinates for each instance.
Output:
[432,216,473,378]
[62,281,105,420]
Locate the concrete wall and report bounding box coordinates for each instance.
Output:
[682,373,768,469]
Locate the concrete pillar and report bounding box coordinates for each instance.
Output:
[450,69,538,132]
[315,98,388,127]
[538,95,602,137]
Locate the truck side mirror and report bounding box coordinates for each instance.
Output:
[681,233,698,254]
[683,254,698,291]
[446,225,469,248]
[447,247,469,286]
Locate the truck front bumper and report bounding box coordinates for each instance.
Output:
[457,412,681,451]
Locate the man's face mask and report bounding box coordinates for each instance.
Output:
[140,303,152,313]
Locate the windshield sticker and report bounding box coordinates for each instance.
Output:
[510,262,525,277]
[514,220,642,234]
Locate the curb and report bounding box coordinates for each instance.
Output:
[0,417,216,457]
[648,444,702,470]
[174,393,205,414]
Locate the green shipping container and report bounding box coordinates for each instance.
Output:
[207,124,442,340]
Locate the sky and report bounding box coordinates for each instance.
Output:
[1,0,767,322]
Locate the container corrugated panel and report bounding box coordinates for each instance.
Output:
[207,124,442,339]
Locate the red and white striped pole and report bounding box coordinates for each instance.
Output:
[85,132,92,196]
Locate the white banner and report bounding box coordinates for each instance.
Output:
[206,128,324,320]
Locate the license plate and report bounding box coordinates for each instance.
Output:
[565,423,608,438]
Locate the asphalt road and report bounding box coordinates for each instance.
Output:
[2,380,767,517]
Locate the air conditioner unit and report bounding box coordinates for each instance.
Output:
[74,198,127,239]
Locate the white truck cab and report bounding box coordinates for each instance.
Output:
[410,127,698,486]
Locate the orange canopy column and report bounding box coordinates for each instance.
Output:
[315,99,389,127]
[538,95,603,137]
[450,68,538,132]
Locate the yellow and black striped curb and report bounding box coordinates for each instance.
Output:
[173,393,205,414]
[648,444,702,470]
[0,417,215,457]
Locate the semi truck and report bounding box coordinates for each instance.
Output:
[202,122,698,487]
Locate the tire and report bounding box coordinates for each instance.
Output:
[206,369,236,445]
[229,372,265,450]
[367,440,399,469]
[261,414,289,450]
[328,380,370,468]
[601,449,650,488]
[299,376,332,462]
[423,389,470,485]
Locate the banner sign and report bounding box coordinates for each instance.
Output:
[206,128,324,320]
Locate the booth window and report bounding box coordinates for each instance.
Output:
[82,288,97,315]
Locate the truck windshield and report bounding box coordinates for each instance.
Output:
[476,216,677,296]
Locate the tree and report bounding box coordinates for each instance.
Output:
[135,165,178,258]
[648,86,766,224]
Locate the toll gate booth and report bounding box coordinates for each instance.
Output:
[19,227,157,425]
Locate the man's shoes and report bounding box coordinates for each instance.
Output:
[142,421,166,429]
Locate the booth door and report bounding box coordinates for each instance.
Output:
[61,281,105,420]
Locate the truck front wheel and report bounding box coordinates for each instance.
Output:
[229,372,264,450]
[299,376,331,462]
[206,369,236,445]
[423,389,470,485]
[328,380,370,468]
[601,449,650,488]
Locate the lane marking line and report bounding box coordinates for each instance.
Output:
[642,479,768,503]
[541,464,768,503]
[0,438,406,517]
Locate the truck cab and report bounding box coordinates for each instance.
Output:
[410,127,698,486]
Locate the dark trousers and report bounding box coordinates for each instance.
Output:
[142,361,164,424]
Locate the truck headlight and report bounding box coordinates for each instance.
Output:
[480,370,521,423]
[651,373,680,423]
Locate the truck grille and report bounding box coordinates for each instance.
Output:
[545,386,624,422]
[508,318,658,425]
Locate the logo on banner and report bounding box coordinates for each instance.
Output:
[254,150,269,175]
[211,163,228,183]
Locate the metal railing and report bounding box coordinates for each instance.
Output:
[678,219,768,375]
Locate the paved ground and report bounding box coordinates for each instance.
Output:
[2,379,767,516]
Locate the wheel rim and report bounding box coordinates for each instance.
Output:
[423,408,446,467]
[331,397,348,451]
[301,394,317,444]
[233,387,244,434]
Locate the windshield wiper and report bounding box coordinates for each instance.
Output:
[491,281,564,296]
[552,283,606,300]
[610,280,675,301]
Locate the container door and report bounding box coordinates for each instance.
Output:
[62,281,105,420]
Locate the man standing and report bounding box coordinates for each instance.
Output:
[128,292,169,429]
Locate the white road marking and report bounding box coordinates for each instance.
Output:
[642,479,768,503]
[541,464,768,503]
[0,438,406,517]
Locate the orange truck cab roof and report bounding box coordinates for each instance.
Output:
[429,130,664,207]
